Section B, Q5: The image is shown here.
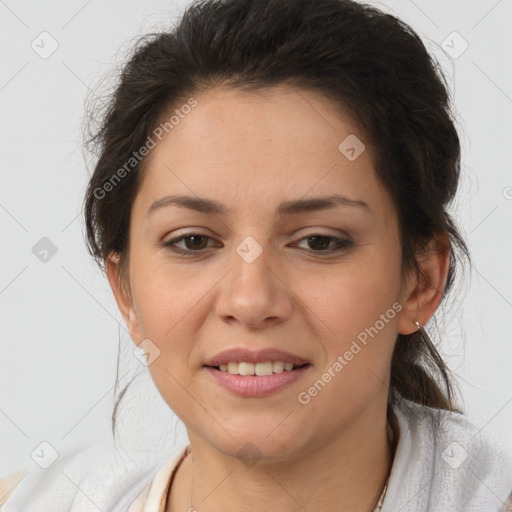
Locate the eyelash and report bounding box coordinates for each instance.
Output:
[161,231,354,257]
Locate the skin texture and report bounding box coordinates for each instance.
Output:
[106,84,450,511]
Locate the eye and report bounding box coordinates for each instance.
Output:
[161,231,353,256]
[294,233,353,253]
[162,232,215,256]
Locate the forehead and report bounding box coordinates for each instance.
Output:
[133,84,392,224]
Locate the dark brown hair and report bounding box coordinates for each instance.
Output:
[83,0,470,438]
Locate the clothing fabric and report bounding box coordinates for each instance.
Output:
[2,400,512,511]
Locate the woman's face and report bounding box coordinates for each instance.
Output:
[108,84,420,460]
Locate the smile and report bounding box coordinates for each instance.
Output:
[204,363,311,397]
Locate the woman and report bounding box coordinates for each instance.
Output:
[2,0,511,510]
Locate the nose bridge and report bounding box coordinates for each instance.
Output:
[231,234,276,302]
[232,236,272,293]
[215,233,293,327]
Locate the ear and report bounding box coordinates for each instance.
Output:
[397,232,450,335]
[105,252,142,345]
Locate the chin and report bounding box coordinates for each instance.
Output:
[210,429,308,465]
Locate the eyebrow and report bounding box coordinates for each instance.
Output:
[147,193,371,218]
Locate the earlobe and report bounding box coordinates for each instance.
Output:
[105,253,142,344]
[397,233,450,335]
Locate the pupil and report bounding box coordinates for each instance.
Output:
[187,235,207,250]
[308,235,330,250]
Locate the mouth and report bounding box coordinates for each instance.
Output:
[203,362,312,398]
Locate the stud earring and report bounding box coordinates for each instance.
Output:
[414,320,427,340]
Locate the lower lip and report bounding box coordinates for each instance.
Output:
[204,365,311,398]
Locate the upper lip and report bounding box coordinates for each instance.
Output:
[203,348,310,367]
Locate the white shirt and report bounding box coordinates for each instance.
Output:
[2,400,512,511]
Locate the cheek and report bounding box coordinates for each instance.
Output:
[306,249,401,338]
[130,252,209,338]
[308,247,401,384]
[128,257,214,392]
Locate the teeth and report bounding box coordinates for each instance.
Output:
[217,361,300,375]
[273,361,285,373]
[239,362,257,375]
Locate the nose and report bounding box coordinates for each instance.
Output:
[213,242,294,329]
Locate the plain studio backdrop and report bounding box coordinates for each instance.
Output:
[1,0,511,479]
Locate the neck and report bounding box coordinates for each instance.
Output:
[167,403,397,512]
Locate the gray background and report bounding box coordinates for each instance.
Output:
[1,0,511,477]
